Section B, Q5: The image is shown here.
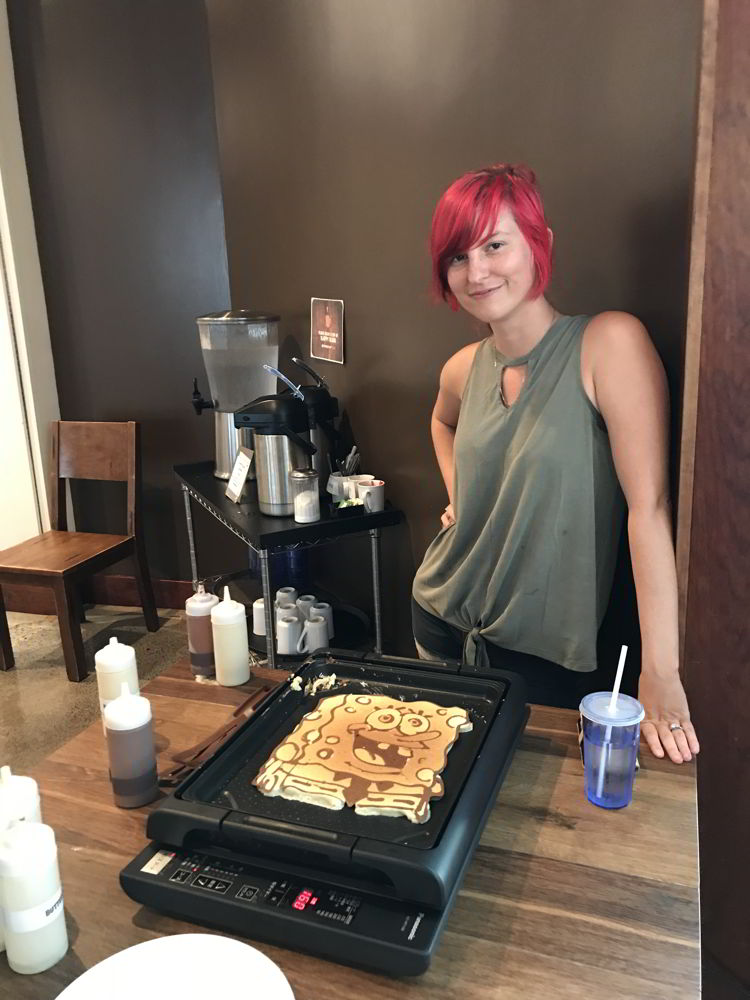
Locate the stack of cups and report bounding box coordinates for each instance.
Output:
[103,683,159,809]
[94,637,140,734]
[0,822,68,974]
[185,584,220,677]
[252,597,267,637]
[0,767,43,957]
[253,587,334,656]
[275,588,300,656]
[309,602,334,639]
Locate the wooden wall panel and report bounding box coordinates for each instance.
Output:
[676,0,718,662]
[682,0,750,990]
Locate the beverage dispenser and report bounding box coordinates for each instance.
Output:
[192,311,280,479]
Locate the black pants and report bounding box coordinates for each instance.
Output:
[411,597,606,710]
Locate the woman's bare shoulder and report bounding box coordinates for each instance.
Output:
[582,311,656,370]
[440,340,485,399]
[584,310,651,344]
[582,311,665,407]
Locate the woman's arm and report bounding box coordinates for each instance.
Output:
[430,343,480,526]
[431,392,458,506]
[586,311,700,764]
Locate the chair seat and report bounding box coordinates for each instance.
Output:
[0,531,133,576]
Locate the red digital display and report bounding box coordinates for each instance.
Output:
[292,888,317,911]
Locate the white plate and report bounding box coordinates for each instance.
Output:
[57,933,294,999]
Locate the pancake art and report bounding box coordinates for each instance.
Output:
[253,693,472,823]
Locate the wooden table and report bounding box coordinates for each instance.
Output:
[3,661,700,999]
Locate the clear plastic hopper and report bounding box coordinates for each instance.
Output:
[195,311,281,479]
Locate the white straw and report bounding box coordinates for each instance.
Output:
[608,645,628,715]
[596,645,628,800]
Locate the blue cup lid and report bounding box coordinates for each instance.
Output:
[579,691,645,727]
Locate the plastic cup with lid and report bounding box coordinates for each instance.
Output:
[579,691,645,809]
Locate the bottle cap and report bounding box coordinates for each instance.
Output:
[0,821,57,878]
[0,766,41,824]
[579,691,645,727]
[185,583,220,617]
[94,637,137,674]
[104,682,152,732]
[210,586,246,626]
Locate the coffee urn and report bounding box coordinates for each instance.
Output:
[192,311,280,479]
[234,394,317,516]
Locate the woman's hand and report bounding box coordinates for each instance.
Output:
[638,670,700,763]
[441,503,456,529]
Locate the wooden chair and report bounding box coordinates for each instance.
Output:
[0,421,159,682]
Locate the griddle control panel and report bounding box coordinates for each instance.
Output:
[136,847,433,947]
[123,843,443,975]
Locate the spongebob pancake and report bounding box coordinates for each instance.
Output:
[252,693,472,823]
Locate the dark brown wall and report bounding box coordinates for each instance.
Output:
[205,0,702,655]
[9,0,703,658]
[8,0,233,582]
[684,0,750,990]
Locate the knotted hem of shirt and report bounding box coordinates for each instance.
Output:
[462,624,491,670]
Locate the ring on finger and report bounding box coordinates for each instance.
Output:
[661,723,691,759]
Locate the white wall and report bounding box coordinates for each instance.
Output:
[0,245,39,548]
[0,0,61,547]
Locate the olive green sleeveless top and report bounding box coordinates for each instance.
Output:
[412,314,625,672]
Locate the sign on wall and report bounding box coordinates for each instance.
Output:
[310,297,344,364]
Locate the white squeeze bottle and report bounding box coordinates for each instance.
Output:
[0,822,68,974]
[211,587,250,687]
[0,765,43,954]
[94,637,139,732]
[0,766,42,826]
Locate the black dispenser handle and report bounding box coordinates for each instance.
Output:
[192,378,214,415]
[286,427,317,457]
[292,357,328,389]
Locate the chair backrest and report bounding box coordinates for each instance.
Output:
[49,421,141,535]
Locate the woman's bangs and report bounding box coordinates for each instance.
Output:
[444,185,506,263]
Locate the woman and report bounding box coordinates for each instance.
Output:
[411,163,699,765]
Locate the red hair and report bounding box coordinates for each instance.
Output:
[429,164,552,310]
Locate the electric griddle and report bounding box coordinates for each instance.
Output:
[120,651,528,975]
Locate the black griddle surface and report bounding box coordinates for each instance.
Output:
[180,658,507,850]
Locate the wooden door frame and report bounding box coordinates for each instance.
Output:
[676,0,719,664]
